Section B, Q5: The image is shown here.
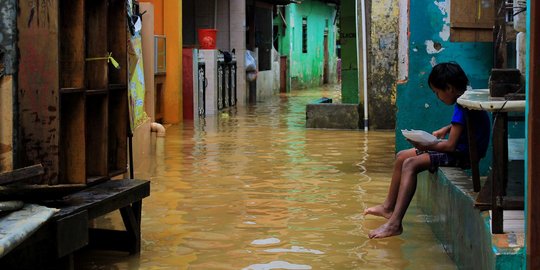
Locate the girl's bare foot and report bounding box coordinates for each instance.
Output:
[368,222,403,239]
[363,205,393,219]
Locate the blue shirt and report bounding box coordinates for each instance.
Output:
[451,104,491,158]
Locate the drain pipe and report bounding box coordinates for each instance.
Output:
[361,0,369,132]
[151,122,166,137]
[354,0,369,131]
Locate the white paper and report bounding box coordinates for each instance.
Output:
[401,129,439,145]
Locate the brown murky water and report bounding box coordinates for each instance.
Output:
[77,85,455,269]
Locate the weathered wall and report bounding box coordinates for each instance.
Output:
[396,0,493,152]
[256,48,280,100]
[0,1,17,172]
[369,0,399,129]
[277,1,338,90]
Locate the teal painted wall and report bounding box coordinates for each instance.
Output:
[339,0,359,104]
[396,0,493,170]
[275,1,338,90]
[417,168,525,269]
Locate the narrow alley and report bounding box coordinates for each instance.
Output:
[77,85,455,269]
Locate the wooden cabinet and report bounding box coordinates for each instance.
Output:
[17,0,128,185]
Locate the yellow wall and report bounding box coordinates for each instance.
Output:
[140,0,182,123]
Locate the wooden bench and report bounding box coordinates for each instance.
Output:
[0,179,150,269]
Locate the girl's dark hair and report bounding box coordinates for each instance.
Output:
[428,62,469,93]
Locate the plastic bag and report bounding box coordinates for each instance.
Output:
[245,50,257,72]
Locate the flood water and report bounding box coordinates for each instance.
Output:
[77,85,455,269]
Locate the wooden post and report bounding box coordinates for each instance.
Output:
[527,0,540,267]
[493,0,506,68]
[492,112,508,233]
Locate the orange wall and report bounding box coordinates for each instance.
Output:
[139,0,182,123]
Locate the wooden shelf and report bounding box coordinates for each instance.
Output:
[86,89,108,95]
[60,88,85,94]
[18,0,129,186]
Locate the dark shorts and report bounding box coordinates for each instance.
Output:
[416,150,470,173]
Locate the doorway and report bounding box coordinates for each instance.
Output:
[323,32,329,84]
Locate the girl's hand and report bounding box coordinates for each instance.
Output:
[406,139,430,151]
[432,125,451,139]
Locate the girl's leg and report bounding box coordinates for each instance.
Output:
[368,153,431,239]
[364,148,418,218]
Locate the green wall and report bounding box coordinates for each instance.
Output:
[275,1,338,90]
[339,0,359,104]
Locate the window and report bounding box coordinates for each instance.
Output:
[450,0,494,42]
[302,17,308,53]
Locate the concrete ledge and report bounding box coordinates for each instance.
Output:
[306,103,360,129]
[417,168,524,269]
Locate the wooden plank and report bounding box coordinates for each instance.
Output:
[0,184,86,201]
[451,22,493,29]
[465,111,481,192]
[17,0,60,184]
[492,112,508,233]
[120,205,141,254]
[56,211,88,258]
[502,196,524,210]
[528,0,540,267]
[51,179,150,219]
[0,164,44,185]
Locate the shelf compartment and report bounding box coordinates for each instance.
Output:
[85,0,108,90]
[108,0,128,86]
[109,84,128,91]
[108,88,128,174]
[86,94,109,183]
[60,0,85,89]
[59,92,86,184]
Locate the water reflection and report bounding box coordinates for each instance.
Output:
[77,85,455,269]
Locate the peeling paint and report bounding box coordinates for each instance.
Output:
[434,0,450,41]
[425,40,445,54]
[430,56,437,67]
